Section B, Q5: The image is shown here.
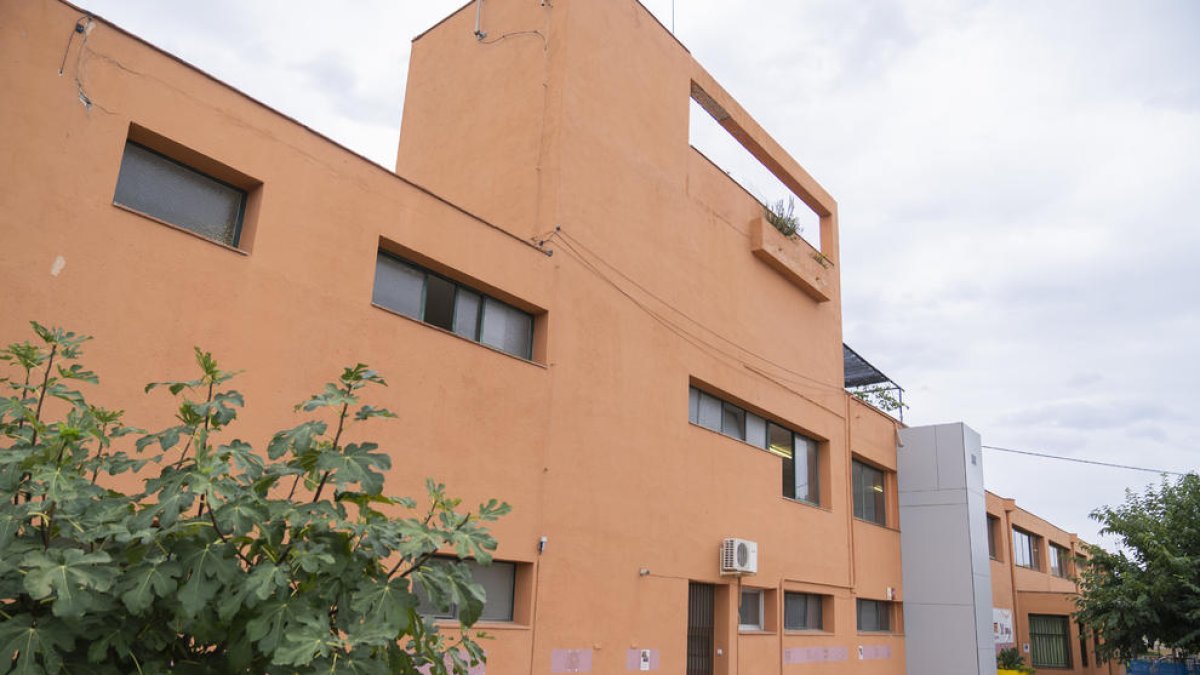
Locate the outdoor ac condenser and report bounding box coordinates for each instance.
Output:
[720,538,758,575]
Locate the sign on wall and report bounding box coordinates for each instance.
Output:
[993,608,1015,645]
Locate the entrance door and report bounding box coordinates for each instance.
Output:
[687,582,715,675]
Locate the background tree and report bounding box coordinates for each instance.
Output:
[0,322,508,674]
[1075,473,1200,662]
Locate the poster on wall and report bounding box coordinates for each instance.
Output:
[993,608,1014,645]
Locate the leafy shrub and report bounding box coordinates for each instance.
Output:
[0,322,508,674]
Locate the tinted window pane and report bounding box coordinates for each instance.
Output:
[745,413,766,448]
[784,592,822,630]
[771,423,794,498]
[453,288,481,339]
[688,387,700,424]
[373,254,425,319]
[480,297,533,358]
[857,599,890,632]
[114,142,244,246]
[475,561,516,621]
[721,402,745,440]
[853,461,885,525]
[738,589,762,628]
[697,392,722,431]
[423,274,456,331]
[795,436,819,504]
[414,559,516,622]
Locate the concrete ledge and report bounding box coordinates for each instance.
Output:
[749,216,833,303]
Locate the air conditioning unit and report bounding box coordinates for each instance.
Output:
[720,538,758,575]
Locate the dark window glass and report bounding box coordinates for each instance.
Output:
[1013,529,1040,570]
[696,391,722,431]
[721,402,745,440]
[771,422,795,497]
[856,599,892,632]
[987,516,1000,559]
[1050,544,1069,577]
[1079,621,1089,667]
[372,254,424,319]
[114,142,246,246]
[738,589,763,629]
[373,252,535,359]
[480,297,533,359]
[414,559,516,622]
[689,388,821,506]
[453,288,481,339]
[784,592,823,630]
[1029,615,1071,668]
[853,460,886,525]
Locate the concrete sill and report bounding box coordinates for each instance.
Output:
[749,216,832,303]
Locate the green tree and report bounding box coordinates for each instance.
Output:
[1075,473,1200,662]
[0,322,509,674]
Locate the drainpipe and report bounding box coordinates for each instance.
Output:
[473,0,487,39]
[1004,502,1022,663]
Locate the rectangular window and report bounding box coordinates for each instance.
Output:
[738,588,764,631]
[1050,544,1069,578]
[783,592,824,631]
[1013,528,1041,570]
[987,515,1000,559]
[852,460,887,525]
[113,141,247,247]
[856,599,893,632]
[1078,621,1089,667]
[373,251,534,360]
[414,558,517,622]
[688,386,820,505]
[1029,615,1072,668]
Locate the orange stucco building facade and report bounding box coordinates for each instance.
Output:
[2,0,909,673]
[987,492,1123,675]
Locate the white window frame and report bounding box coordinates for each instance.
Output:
[738,588,765,631]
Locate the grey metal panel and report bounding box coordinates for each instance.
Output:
[898,425,939,493]
[898,422,995,675]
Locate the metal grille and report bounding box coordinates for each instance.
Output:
[1029,614,1071,668]
[687,583,714,675]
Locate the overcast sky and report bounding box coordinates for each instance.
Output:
[74,0,1199,548]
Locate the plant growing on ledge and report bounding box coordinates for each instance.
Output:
[849,386,907,415]
[764,195,802,238]
[0,322,509,674]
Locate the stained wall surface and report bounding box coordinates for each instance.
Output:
[1,0,904,672]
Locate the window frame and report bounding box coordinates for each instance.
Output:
[113,140,249,248]
[687,385,822,506]
[1012,528,1041,570]
[855,598,893,633]
[783,592,824,631]
[1029,614,1072,669]
[987,515,1001,560]
[1049,543,1070,578]
[413,557,518,623]
[373,250,535,361]
[852,459,887,526]
[738,587,766,632]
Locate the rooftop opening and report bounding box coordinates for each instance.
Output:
[689,84,821,250]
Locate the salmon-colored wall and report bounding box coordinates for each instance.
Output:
[985,493,1123,675]
[1,0,904,673]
